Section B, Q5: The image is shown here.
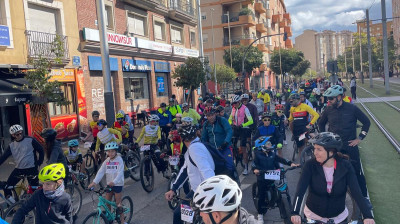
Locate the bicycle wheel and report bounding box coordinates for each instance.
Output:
[83,153,96,177]
[66,184,82,216]
[78,169,91,189]
[278,194,292,224]
[125,151,140,181]
[168,173,180,210]
[140,158,154,193]
[82,211,108,224]
[251,183,259,211]
[121,196,134,223]
[291,140,298,161]
[3,201,36,224]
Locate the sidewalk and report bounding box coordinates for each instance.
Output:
[355,96,400,103]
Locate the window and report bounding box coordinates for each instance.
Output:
[201,12,207,20]
[203,33,208,43]
[156,73,169,97]
[190,31,196,47]
[128,13,146,36]
[48,83,76,116]
[171,26,183,44]
[105,5,114,30]
[123,73,149,100]
[28,3,59,34]
[154,21,165,40]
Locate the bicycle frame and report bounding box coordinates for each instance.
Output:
[95,195,118,221]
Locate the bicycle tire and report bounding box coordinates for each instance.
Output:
[140,158,154,193]
[121,196,134,223]
[79,168,91,189]
[82,211,108,224]
[168,173,179,210]
[3,201,36,224]
[66,184,82,216]
[278,194,292,224]
[83,153,97,177]
[251,183,259,211]
[292,141,297,161]
[125,151,140,181]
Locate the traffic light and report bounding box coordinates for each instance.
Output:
[283,32,288,41]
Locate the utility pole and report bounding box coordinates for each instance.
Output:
[211,8,218,95]
[344,48,348,81]
[351,37,355,78]
[196,0,207,95]
[224,11,233,68]
[278,19,283,89]
[96,0,114,123]
[381,0,390,94]
[359,25,364,84]
[366,9,373,88]
[323,54,326,77]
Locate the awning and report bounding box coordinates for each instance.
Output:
[0,70,32,106]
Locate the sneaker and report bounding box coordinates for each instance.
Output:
[257,214,264,224]
[284,140,288,145]
[242,168,248,175]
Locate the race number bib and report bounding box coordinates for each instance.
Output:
[106,162,119,174]
[299,133,307,141]
[181,204,194,223]
[140,145,151,151]
[264,169,281,180]
[169,156,179,166]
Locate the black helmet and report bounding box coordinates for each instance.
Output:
[216,105,224,112]
[40,128,57,141]
[261,112,272,119]
[309,132,342,150]
[289,93,300,100]
[97,119,107,126]
[160,102,167,107]
[92,111,100,117]
[178,125,197,141]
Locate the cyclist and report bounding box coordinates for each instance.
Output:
[309,88,324,113]
[318,85,371,212]
[241,93,258,128]
[113,112,130,145]
[182,103,201,126]
[252,138,298,224]
[304,82,313,99]
[253,113,283,151]
[118,110,135,143]
[216,105,230,119]
[291,132,375,224]
[135,115,168,173]
[86,111,101,151]
[88,141,127,224]
[193,175,257,224]
[182,116,194,126]
[272,104,288,146]
[95,119,122,164]
[0,124,44,203]
[224,100,232,118]
[12,163,72,224]
[197,97,205,117]
[172,113,183,130]
[167,98,182,119]
[229,95,254,175]
[157,102,173,140]
[299,91,314,109]
[64,139,85,176]
[288,93,319,156]
[257,89,270,112]
[250,93,264,115]
[165,125,215,224]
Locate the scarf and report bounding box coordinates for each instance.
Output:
[43,181,65,201]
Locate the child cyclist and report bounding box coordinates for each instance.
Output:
[251,138,299,224]
[88,141,127,224]
[271,104,288,148]
[12,163,73,224]
[95,119,122,164]
[64,139,86,177]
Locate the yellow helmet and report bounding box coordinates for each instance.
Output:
[39,163,66,182]
[116,113,124,119]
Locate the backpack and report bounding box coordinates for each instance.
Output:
[188,142,240,186]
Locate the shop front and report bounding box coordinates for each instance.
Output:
[154,61,170,101]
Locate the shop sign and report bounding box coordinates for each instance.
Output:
[122,59,152,72]
[48,69,75,82]
[173,46,199,57]
[83,28,136,48]
[154,62,170,72]
[76,70,89,135]
[0,25,10,46]
[157,76,165,93]
[136,38,172,53]
[0,94,31,106]
[88,56,119,71]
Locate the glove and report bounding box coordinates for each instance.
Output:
[134,142,139,148]
[220,142,228,149]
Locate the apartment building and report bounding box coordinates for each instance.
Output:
[393,0,400,55]
[294,29,317,71]
[75,0,199,118]
[0,0,83,144]
[357,20,393,40]
[200,0,293,91]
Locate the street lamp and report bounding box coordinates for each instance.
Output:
[210,8,218,95]
[223,11,233,68]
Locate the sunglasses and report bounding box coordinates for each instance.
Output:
[327,97,335,101]
[117,118,123,120]
[276,110,283,113]
[263,118,271,122]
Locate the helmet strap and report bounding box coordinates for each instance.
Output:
[321,151,335,166]
[208,210,235,224]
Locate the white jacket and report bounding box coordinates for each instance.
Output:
[93,155,124,187]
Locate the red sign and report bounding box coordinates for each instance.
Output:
[76,70,89,134]
[51,115,79,140]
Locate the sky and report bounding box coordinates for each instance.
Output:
[287,0,393,40]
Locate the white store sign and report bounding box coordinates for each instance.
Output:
[136,38,173,53]
[173,46,199,57]
[83,28,136,47]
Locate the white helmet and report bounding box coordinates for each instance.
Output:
[312,88,321,95]
[104,141,119,151]
[241,94,249,99]
[10,125,23,135]
[182,117,193,124]
[182,103,189,108]
[193,175,242,213]
[149,114,160,121]
[231,95,241,103]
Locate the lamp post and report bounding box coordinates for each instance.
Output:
[224,11,233,68]
[211,8,218,95]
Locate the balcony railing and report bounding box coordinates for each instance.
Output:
[169,0,196,17]
[222,11,255,24]
[223,35,256,46]
[26,30,69,61]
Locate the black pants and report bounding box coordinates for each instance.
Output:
[351,86,357,99]
[257,179,275,214]
[5,167,39,197]
[341,145,367,197]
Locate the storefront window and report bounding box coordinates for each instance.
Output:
[123,73,149,100]
[156,73,168,97]
[48,83,76,116]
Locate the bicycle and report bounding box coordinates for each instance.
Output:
[172,195,203,224]
[2,200,36,224]
[82,187,133,224]
[166,155,183,210]
[67,163,91,190]
[121,143,141,181]
[291,127,316,161]
[65,182,83,216]
[252,166,300,224]
[82,146,98,177]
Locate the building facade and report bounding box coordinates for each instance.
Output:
[393,0,400,55]
[200,0,293,92]
[357,20,393,39]
[75,0,199,121]
[294,29,317,71]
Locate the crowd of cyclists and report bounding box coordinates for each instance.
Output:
[0,77,376,224]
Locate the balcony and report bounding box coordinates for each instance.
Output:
[279,19,287,28]
[168,0,197,26]
[283,13,291,25]
[221,0,252,4]
[26,30,69,64]
[221,11,256,27]
[284,26,292,37]
[272,14,282,24]
[256,23,267,33]
[122,0,168,15]
[285,39,293,48]
[223,35,256,46]
[254,0,267,13]
[257,43,268,52]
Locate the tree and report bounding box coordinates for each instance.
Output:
[270,49,310,76]
[172,57,205,105]
[223,45,264,75]
[301,68,318,80]
[211,64,236,84]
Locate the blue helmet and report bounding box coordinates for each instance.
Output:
[254,136,271,149]
[68,139,79,147]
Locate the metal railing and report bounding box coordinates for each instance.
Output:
[223,35,256,46]
[26,30,69,60]
[169,0,196,17]
[222,10,255,23]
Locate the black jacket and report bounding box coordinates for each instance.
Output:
[12,189,73,224]
[245,102,258,129]
[251,150,291,180]
[318,102,370,142]
[292,158,373,219]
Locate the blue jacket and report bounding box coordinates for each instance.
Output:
[253,125,282,146]
[201,116,233,149]
[251,150,291,180]
[157,108,172,126]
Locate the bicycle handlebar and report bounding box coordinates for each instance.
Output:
[87,186,113,195]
